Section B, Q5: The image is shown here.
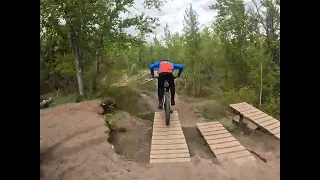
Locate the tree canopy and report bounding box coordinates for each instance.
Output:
[40,0,280,118]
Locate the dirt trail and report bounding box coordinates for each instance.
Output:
[40,98,279,180]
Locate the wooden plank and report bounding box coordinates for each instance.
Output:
[197,123,222,129]
[202,129,229,136]
[230,102,247,108]
[153,124,181,128]
[197,126,226,133]
[154,117,175,121]
[258,119,278,127]
[254,116,274,123]
[209,141,241,150]
[264,122,280,131]
[152,139,187,145]
[196,121,220,126]
[197,121,255,162]
[150,149,189,155]
[198,124,223,130]
[150,111,192,164]
[155,111,178,115]
[230,102,247,106]
[155,115,179,119]
[203,133,232,140]
[154,117,179,121]
[217,150,251,160]
[270,127,280,134]
[152,134,185,140]
[243,111,264,117]
[155,112,179,116]
[214,145,246,155]
[153,121,180,125]
[234,106,253,112]
[153,127,182,132]
[230,104,247,109]
[248,113,269,120]
[241,108,260,114]
[150,158,190,163]
[152,131,184,136]
[151,144,188,150]
[207,137,237,145]
[150,153,190,159]
[229,102,279,140]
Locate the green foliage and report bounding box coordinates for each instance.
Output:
[40,0,280,118]
[200,103,227,120]
[40,0,166,95]
[261,94,280,119]
[55,53,76,77]
[104,113,115,130]
[222,87,258,106]
[50,94,85,107]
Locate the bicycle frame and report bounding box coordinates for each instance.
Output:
[162,80,171,110]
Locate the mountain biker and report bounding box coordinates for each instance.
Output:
[149,60,184,109]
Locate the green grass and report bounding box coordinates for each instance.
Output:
[47,94,85,108]
[198,102,228,120]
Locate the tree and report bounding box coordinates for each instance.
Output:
[183,3,201,95]
[40,0,165,95]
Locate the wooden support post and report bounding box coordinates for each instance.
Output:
[239,114,244,125]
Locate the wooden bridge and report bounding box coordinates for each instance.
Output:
[229,102,280,139]
[150,111,191,163]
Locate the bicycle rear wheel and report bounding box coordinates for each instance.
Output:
[164,91,170,125]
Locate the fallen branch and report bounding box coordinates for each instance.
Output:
[40,89,60,108]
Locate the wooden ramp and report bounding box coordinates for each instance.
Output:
[150,111,191,164]
[230,102,280,139]
[196,121,255,162]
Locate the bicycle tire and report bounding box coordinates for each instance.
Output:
[164,91,170,125]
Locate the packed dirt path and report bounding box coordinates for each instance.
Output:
[40,99,279,180]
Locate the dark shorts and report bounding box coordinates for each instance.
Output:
[158,72,175,89]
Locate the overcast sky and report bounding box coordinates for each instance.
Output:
[123,0,254,43]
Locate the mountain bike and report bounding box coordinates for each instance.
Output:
[154,76,177,125]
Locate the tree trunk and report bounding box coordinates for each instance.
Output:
[70,31,85,96]
[92,49,101,92]
[259,63,263,106]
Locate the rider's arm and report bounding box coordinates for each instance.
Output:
[149,62,160,77]
[173,64,184,77]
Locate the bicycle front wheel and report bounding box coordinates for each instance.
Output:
[164,91,170,125]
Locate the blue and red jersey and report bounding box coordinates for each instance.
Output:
[149,61,184,77]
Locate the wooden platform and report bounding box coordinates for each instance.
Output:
[196,121,255,162]
[150,111,191,163]
[229,102,280,139]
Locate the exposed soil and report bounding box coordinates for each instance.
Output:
[182,127,216,160]
[107,111,153,163]
[40,95,280,180]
